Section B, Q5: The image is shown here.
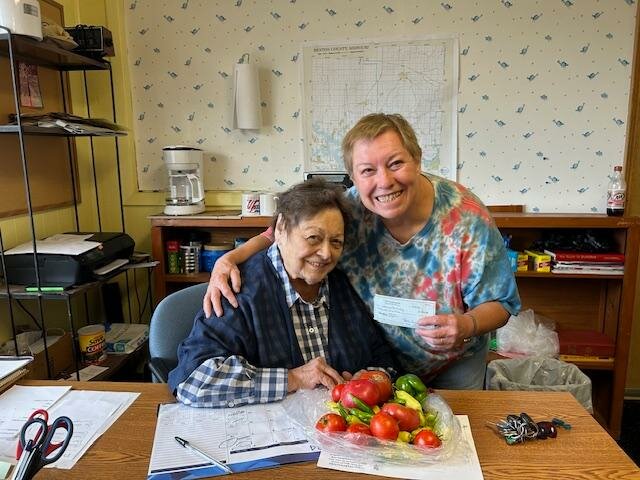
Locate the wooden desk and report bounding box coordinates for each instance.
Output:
[21,381,639,479]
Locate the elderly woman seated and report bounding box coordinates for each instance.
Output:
[168,179,396,407]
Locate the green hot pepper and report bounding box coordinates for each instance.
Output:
[395,373,427,397]
[350,395,374,414]
[349,408,373,424]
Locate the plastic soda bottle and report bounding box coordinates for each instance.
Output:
[606,165,626,217]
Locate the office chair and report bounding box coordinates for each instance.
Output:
[148,283,208,383]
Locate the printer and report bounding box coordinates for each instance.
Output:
[2,232,134,287]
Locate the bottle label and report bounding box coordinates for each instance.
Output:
[607,189,626,208]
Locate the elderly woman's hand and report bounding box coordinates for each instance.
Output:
[287,357,344,392]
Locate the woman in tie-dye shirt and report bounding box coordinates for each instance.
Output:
[204,113,520,389]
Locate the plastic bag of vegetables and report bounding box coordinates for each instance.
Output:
[282,372,471,466]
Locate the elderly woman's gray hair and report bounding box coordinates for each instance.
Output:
[270,179,351,232]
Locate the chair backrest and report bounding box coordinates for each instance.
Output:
[148,283,208,382]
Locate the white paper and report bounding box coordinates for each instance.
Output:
[0,385,72,462]
[45,390,139,469]
[0,358,32,382]
[373,293,436,328]
[58,365,108,382]
[4,234,99,256]
[0,388,137,469]
[317,415,483,480]
[148,402,318,479]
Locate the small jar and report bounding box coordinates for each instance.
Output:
[180,242,201,274]
[166,240,180,274]
[201,244,233,272]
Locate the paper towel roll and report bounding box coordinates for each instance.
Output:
[233,63,262,130]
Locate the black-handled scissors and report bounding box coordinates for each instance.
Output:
[12,409,73,480]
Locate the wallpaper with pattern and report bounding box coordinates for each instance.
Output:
[125,0,636,213]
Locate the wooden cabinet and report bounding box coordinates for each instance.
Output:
[149,212,639,438]
[149,214,271,300]
[492,213,639,439]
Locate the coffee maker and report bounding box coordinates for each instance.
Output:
[163,146,205,215]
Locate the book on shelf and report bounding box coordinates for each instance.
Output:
[558,330,615,357]
[552,265,624,275]
[543,250,624,263]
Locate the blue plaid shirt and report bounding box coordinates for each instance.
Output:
[176,245,332,408]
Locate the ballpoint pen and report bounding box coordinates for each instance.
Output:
[174,436,233,474]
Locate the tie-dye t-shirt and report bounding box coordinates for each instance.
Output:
[339,174,521,379]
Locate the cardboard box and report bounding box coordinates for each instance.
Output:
[524,249,551,272]
[516,252,529,271]
[25,332,74,380]
[507,249,529,272]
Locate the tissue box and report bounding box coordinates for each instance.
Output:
[524,250,551,272]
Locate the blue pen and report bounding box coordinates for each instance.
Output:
[174,436,232,474]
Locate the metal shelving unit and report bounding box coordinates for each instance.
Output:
[0,31,148,380]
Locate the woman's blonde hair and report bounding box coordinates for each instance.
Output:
[341,113,422,174]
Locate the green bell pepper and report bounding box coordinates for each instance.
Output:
[395,373,427,396]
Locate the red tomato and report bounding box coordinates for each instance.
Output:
[381,403,420,431]
[340,379,380,408]
[413,429,442,449]
[369,412,399,441]
[331,383,346,402]
[315,413,347,432]
[346,423,371,435]
[354,370,393,402]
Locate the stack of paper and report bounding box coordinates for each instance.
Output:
[545,249,625,275]
[45,390,139,469]
[0,385,138,470]
[0,357,32,392]
[106,323,149,354]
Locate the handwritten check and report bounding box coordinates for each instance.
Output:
[373,294,436,328]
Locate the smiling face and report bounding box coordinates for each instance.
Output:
[275,207,345,295]
[350,130,424,221]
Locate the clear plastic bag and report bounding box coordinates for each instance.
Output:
[486,357,593,412]
[281,388,471,466]
[496,309,559,357]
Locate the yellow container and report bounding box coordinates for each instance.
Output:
[524,250,551,272]
[517,252,529,271]
[78,324,107,364]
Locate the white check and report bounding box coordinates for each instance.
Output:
[373,294,436,328]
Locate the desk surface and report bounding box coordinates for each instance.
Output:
[20,381,639,480]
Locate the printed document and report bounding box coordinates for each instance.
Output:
[0,386,137,470]
[148,402,319,480]
[45,390,139,469]
[0,385,71,443]
[374,293,436,328]
[4,233,99,256]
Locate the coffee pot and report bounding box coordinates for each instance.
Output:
[163,146,205,215]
